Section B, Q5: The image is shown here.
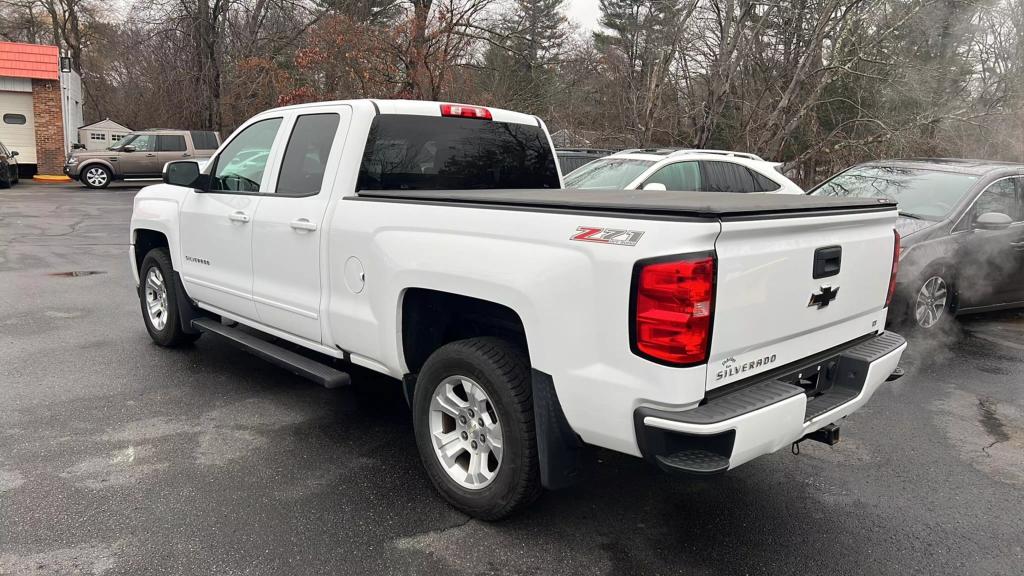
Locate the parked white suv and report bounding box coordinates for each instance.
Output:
[564,148,804,194]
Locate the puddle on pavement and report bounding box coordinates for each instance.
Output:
[47,270,106,277]
[978,397,1011,443]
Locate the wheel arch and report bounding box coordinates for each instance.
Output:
[133,228,170,274]
[399,288,582,490]
[400,288,528,375]
[78,159,116,179]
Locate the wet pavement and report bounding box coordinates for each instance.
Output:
[1,182,1023,575]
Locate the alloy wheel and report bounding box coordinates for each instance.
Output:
[428,375,504,489]
[915,275,948,328]
[85,167,108,187]
[144,267,169,331]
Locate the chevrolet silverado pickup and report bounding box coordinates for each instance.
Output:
[129,99,907,519]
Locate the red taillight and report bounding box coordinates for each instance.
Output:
[632,255,716,366]
[886,230,900,306]
[440,104,492,120]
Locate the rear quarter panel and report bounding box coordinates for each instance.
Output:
[326,200,720,455]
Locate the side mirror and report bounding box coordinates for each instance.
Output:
[122,145,136,153]
[71,143,85,150]
[642,182,667,191]
[974,212,1013,231]
[164,160,204,189]
[9,150,17,157]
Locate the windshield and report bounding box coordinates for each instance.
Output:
[810,166,978,220]
[564,158,655,189]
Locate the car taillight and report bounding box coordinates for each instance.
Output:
[886,230,900,307]
[631,254,716,366]
[440,104,492,120]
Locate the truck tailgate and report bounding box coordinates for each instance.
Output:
[708,209,898,390]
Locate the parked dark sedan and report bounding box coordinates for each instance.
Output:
[810,159,1024,330]
[0,141,19,188]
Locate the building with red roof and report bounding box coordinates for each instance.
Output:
[0,42,83,178]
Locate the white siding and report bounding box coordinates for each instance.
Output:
[61,71,83,152]
[0,77,32,92]
[0,90,35,163]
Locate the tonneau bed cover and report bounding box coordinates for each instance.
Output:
[355,189,896,219]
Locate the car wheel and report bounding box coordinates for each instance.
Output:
[139,248,200,347]
[11,167,17,185]
[82,165,111,189]
[412,337,541,520]
[0,165,10,189]
[912,269,955,330]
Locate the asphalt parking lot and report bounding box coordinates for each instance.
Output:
[2,181,1023,575]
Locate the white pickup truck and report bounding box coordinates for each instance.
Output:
[130,99,907,519]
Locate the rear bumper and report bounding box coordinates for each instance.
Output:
[634,331,907,474]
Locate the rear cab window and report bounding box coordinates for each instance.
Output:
[357,115,559,191]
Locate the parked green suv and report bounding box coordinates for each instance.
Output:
[65,129,220,188]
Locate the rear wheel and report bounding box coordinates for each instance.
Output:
[139,248,200,347]
[82,165,111,189]
[0,165,10,189]
[412,337,541,520]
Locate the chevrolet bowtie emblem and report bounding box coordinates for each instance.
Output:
[809,285,839,309]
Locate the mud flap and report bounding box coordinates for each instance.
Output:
[532,369,583,490]
[173,271,203,335]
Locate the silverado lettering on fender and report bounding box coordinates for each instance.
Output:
[129,99,907,520]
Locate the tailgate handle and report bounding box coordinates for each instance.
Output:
[813,246,842,279]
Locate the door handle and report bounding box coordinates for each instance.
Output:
[290,218,318,231]
[229,211,250,223]
[145,153,156,157]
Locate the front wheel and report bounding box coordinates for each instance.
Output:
[412,337,541,520]
[81,165,111,189]
[138,248,200,347]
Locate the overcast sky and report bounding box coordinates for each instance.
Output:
[566,0,601,31]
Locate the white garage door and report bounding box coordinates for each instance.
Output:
[0,91,36,164]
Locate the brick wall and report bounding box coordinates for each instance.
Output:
[31,78,65,175]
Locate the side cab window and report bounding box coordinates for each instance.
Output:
[698,160,759,193]
[971,178,1019,228]
[209,118,283,193]
[275,113,342,197]
[157,135,187,152]
[642,161,700,191]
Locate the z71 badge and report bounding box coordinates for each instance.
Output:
[570,226,644,246]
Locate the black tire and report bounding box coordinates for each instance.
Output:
[412,337,541,520]
[0,165,10,189]
[10,167,17,185]
[138,248,200,347]
[81,165,112,189]
[905,266,956,331]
